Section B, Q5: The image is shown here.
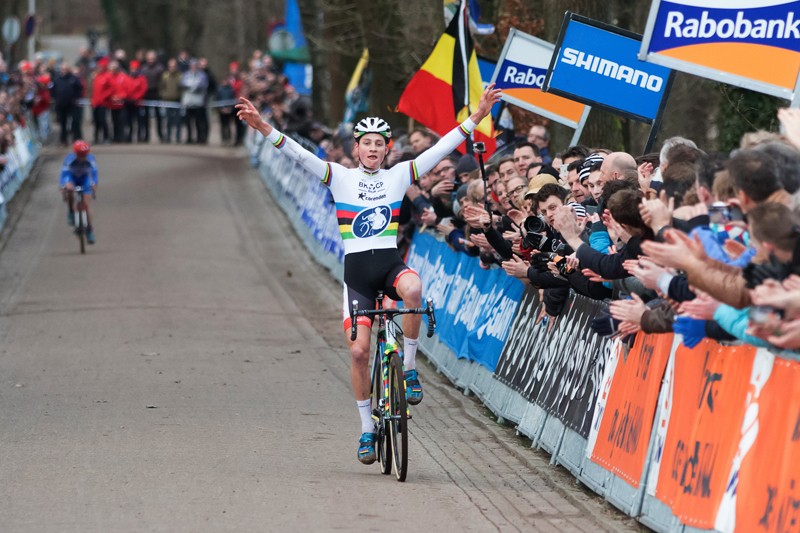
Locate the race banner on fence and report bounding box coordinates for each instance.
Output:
[543,13,673,124]
[490,28,590,138]
[495,287,612,438]
[733,355,800,533]
[639,0,800,104]
[587,332,674,488]
[406,232,524,370]
[649,339,758,530]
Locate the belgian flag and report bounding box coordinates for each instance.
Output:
[398,1,496,155]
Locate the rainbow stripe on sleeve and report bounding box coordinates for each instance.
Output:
[272,133,286,149]
[322,163,332,185]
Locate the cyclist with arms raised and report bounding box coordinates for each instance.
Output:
[236,84,502,464]
[60,140,99,244]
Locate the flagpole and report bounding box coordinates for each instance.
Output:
[459,0,474,154]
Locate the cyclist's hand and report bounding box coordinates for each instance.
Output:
[62,182,75,191]
[236,97,271,136]
[471,83,502,124]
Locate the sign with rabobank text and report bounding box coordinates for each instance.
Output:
[640,0,800,102]
[543,14,673,123]
[490,28,589,128]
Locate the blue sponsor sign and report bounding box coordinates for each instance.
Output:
[406,232,524,371]
[544,13,673,123]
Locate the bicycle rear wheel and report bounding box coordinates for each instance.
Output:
[76,208,86,254]
[370,350,391,475]
[388,352,408,481]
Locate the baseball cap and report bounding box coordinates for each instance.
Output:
[524,175,559,198]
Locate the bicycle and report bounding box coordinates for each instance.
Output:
[72,186,91,254]
[350,292,436,482]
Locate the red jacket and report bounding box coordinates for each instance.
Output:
[91,70,112,108]
[126,75,148,103]
[107,71,130,110]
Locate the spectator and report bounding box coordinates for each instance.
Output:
[513,141,541,178]
[160,58,183,143]
[527,124,552,163]
[139,50,165,142]
[181,59,208,144]
[408,128,435,155]
[107,61,129,143]
[51,62,83,145]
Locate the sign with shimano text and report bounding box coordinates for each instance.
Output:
[640,0,800,102]
[491,28,588,127]
[544,14,673,123]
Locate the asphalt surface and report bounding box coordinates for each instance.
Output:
[0,142,644,532]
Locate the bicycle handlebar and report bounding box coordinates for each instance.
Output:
[349,298,437,342]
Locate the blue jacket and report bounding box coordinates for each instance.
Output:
[60,153,99,188]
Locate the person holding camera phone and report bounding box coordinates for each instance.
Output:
[236,84,502,465]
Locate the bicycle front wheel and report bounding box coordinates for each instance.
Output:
[388,352,408,481]
[76,211,86,254]
[371,350,391,476]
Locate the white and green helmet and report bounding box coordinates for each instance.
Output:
[354,117,392,140]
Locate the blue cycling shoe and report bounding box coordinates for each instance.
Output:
[357,432,377,464]
[67,211,75,226]
[405,369,423,405]
[86,229,95,245]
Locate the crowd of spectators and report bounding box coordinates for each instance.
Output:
[0,46,323,152]
[0,52,40,172]
[266,101,800,355]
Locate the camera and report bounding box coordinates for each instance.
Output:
[708,203,731,225]
[473,141,486,154]
[521,216,546,250]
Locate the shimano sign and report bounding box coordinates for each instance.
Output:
[640,0,800,102]
[543,14,672,122]
[560,48,665,92]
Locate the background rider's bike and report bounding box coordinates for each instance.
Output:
[72,186,90,254]
[350,293,436,482]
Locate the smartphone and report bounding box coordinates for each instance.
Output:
[559,164,568,180]
[748,305,783,325]
[708,203,731,225]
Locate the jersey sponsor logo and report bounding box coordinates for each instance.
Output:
[358,192,387,202]
[358,180,385,194]
[561,47,665,92]
[352,205,391,238]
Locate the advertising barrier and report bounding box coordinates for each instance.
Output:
[639,0,800,104]
[406,232,524,371]
[490,28,590,145]
[0,120,41,230]
[495,287,612,438]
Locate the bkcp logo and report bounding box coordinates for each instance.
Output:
[352,206,391,238]
[640,0,800,99]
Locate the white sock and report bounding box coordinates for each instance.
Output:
[404,337,419,371]
[357,399,373,434]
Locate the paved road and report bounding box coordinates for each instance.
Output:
[0,144,643,532]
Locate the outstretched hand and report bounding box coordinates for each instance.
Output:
[470,84,503,124]
[236,97,272,136]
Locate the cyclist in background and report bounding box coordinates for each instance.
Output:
[60,140,99,244]
[237,84,502,465]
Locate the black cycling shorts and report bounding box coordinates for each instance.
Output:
[342,248,418,330]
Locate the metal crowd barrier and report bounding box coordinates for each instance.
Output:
[0,119,41,231]
[247,130,798,533]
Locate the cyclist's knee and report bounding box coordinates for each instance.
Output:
[349,341,370,367]
[398,280,422,307]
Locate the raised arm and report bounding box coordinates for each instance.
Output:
[236,97,330,181]
[412,84,502,178]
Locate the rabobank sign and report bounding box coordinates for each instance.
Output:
[490,28,588,127]
[641,0,800,99]
[544,16,672,122]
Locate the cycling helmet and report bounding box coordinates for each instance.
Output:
[73,140,90,156]
[354,117,391,140]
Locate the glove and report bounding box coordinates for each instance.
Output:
[673,315,706,349]
[531,253,551,272]
[590,313,619,337]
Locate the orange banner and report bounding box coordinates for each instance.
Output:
[736,358,800,533]
[655,340,756,529]
[591,333,673,487]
